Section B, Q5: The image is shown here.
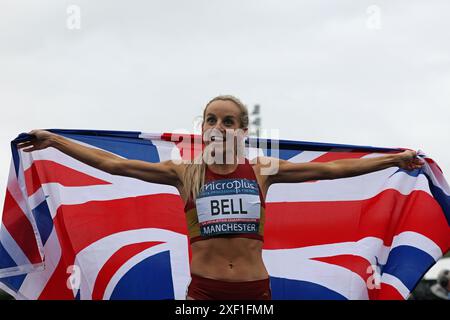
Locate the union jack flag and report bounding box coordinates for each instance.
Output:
[0,129,449,299]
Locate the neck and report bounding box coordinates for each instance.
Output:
[207,153,246,174]
[208,163,238,175]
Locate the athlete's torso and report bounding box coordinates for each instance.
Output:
[185,158,266,243]
[179,159,270,281]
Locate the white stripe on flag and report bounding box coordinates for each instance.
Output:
[41,182,179,220]
[391,231,442,260]
[267,169,430,202]
[147,138,182,162]
[28,188,46,211]
[263,248,369,299]
[19,140,122,188]
[18,228,62,299]
[423,159,450,196]
[137,132,162,141]
[15,153,45,261]
[7,163,29,218]
[287,150,328,163]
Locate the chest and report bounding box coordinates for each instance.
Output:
[195,176,264,237]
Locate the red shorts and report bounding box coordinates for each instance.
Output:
[186,273,272,300]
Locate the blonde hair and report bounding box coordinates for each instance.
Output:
[182,95,249,201]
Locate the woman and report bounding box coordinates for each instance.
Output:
[18,95,425,300]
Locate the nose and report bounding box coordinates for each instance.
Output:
[212,121,226,133]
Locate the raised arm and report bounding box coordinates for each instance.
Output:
[17,130,182,187]
[259,150,425,186]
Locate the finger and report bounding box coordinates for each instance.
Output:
[17,141,33,149]
[22,146,36,153]
[18,136,37,145]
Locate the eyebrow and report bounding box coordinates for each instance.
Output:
[206,113,237,119]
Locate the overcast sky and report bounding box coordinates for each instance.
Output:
[1,0,449,214]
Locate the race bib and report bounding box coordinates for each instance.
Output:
[196,178,261,237]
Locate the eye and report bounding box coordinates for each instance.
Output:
[207,117,216,124]
[224,118,234,126]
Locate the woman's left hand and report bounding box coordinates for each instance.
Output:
[395,150,425,171]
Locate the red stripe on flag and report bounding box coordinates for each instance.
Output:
[53,193,187,255]
[161,132,203,161]
[312,255,378,299]
[310,151,370,163]
[24,160,111,196]
[2,189,41,264]
[264,189,449,252]
[377,282,404,300]
[92,241,163,300]
[38,256,76,300]
[425,158,443,174]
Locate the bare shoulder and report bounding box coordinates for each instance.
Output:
[168,160,188,180]
[249,156,284,175]
[249,156,282,196]
[250,156,283,165]
[168,160,190,202]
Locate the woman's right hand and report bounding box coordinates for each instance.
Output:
[17,129,57,152]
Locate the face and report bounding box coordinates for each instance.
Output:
[202,99,247,139]
[202,99,248,161]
